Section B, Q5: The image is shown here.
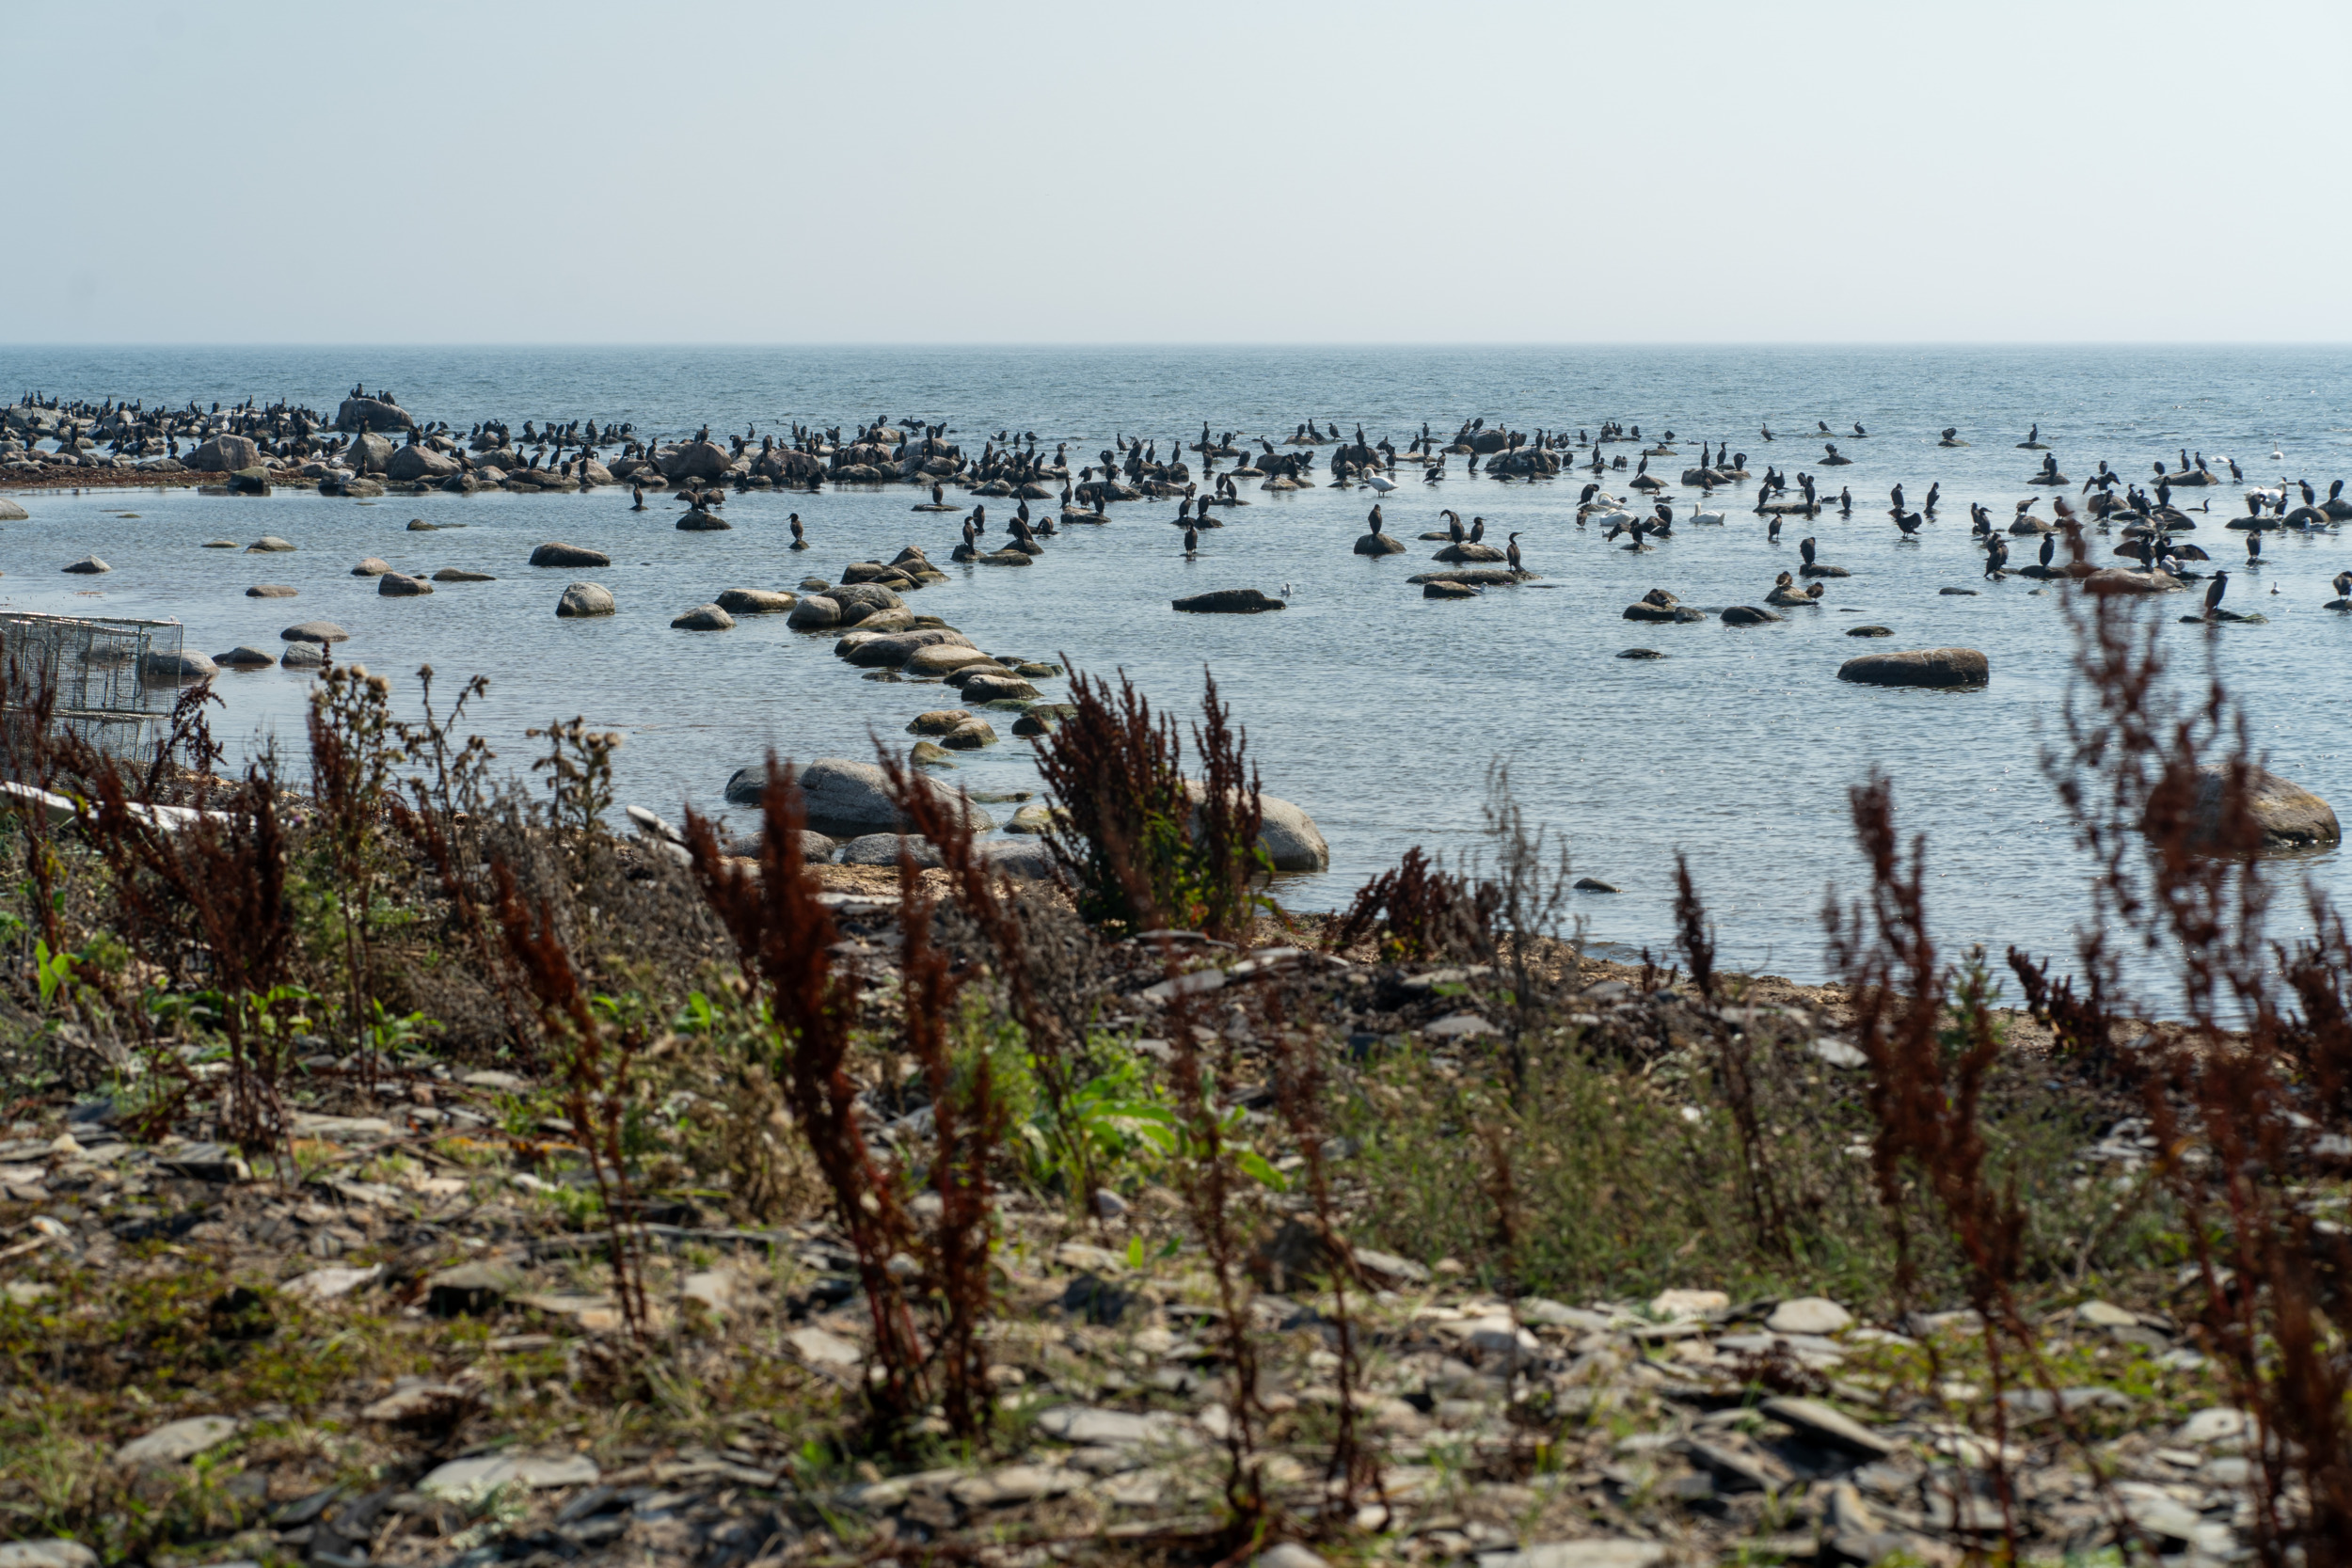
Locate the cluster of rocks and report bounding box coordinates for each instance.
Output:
[0,940,2280,1568]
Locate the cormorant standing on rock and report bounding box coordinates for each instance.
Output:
[2205,570,2230,618]
[1367,502,1383,534]
[1506,531,1522,572]
[789,514,807,550]
[1768,515,1783,543]
[630,484,644,511]
[1800,536,1817,567]
[2039,534,2057,569]
[1184,523,1200,554]
[1838,487,1852,516]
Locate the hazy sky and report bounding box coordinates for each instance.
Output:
[10,0,2346,345]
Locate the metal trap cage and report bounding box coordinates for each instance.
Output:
[0,611,187,765]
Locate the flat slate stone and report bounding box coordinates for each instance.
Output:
[1760,1396,1893,1459]
[116,1415,238,1466]
[280,621,349,644]
[418,1453,599,1502]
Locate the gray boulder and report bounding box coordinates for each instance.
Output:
[246,583,297,597]
[143,650,218,682]
[345,434,395,475]
[839,629,974,669]
[977,836,1057,880]
[281,642,326,668]
[721,756,994,837]
[787,594,841,629]
[1721,606,1783,626]
[2184,765,2340,850]
[187,435,260,473]
[670,603,735,630]
[385,444,458,481]
[716,588,795,614]
[1353,532,1407,556]
[1182,783,1329,872]
[281,621,349,643]
[335,397,416,434]
[837,833,945,869]
[557,582,616,618]
[433,568,495,582]
[1172,588,1286,614]
[61,556,109,575]
[961,671,1041,703]
[246,536,296,552]
[659,439,734,482]
[0,499,28,520]
[352,557,391,577]
[675,509,732,531]
[530,542,610,568]
[1837,647,1990,688]
[215,645,277,668]
[378,572,433,597]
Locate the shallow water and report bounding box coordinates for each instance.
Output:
[4,344,2348,984]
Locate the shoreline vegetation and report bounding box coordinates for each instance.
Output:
[4,387,2352,1568]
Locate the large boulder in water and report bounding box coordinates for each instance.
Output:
[386,444,458,481]
[186,435,260,473]
[715,588,795,615]
[787,594,841,629]
[336,397,416,434]
[660,439,734,483]
[838,628,973,669]
[1435,541,1508,563]
[344,433,395,475]
[531,542,610,568]
[721,756,994,838]
[2082,567,2183,595]
[1173,588,1286,614]
[1837,647,1990,689]
[1182,783,1329,872]
[2176,765,2341,851]
[1354,531,1406,556]
[556,581,615,618]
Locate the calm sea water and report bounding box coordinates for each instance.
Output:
[3,344,2347,986]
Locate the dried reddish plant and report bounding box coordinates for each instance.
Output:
[882,747,1096,1224]
[2025,586,2352,1562]
[1163,987,1269,1537]
[1824,776,2032,1549]
[874,753,1006,1441]
[65,746,297,1157]
[1323,846,1496,963]
[1265,996,1385,1528]
[483,857,652,1344]
[1680,855,1788,1258]
[684,758,925,1432]
[1036,662,1268,942]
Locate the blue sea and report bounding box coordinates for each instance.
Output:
[4,344,2347,987]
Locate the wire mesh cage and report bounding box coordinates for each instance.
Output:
[0,611,187,767]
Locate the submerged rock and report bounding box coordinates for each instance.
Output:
[1837,647,1990,688]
